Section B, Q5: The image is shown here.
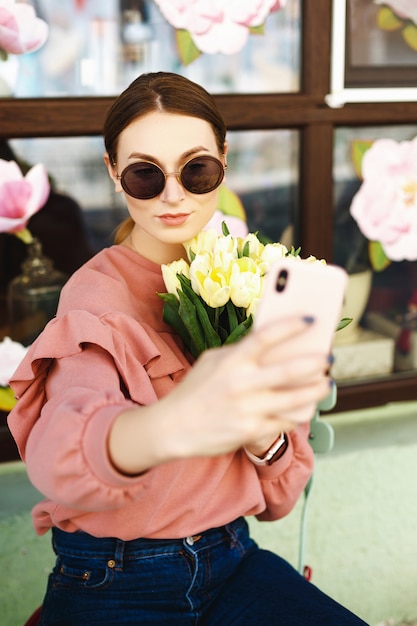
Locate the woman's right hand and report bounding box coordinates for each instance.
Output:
[109,316,332,474]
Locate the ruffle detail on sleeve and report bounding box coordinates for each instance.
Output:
[8,309,188,454]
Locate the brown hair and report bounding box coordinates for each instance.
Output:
[104,72,227,243]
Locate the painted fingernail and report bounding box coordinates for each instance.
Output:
[303,315,315,324]
[327,354,335,364]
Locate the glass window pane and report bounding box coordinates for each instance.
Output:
[333,125,417,376]
[3,0,301,98]
[0,131,298,329]
[349,0,417,68]
[344,0,417,90]
[226,130,299,243]
[9,130,298,243]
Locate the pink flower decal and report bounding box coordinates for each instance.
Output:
[0,0,48,57]
[154,0,286,55]
[0,159,50,235]
[350,136,417,262]
[0,336,28,387]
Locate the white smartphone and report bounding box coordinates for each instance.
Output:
[254,258,348,354]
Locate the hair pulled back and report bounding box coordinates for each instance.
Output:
[104,72,227,166]
[104,72,227,243]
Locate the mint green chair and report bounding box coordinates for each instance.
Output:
[298,384,337,580]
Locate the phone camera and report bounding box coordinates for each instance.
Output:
[276,269,288,292]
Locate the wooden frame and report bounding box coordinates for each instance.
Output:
[326,0,417,107]
[1,0,417,416]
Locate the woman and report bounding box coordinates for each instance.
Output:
[8,72,368,625]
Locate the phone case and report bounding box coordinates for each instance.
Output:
[254,258,348,354]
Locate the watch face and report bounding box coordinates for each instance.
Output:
[266,436,288,465]
[244,434,288,466]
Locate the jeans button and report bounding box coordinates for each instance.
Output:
[185,534,202,546]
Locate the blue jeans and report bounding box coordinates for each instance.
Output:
[39,517,369,625]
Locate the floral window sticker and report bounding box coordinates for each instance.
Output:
[153,0,287,63]
[374,0,417,53]
[0,0,48,59]
[326,0,417,106]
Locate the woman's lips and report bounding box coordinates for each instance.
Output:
[158,213,190,226]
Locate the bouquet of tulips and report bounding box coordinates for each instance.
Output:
[159,223,333,359]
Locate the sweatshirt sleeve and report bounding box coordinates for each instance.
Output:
[251,421,314,522]
[8,309,188,512]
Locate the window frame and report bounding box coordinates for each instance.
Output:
[1,0,417,411]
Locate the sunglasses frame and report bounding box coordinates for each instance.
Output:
[115,155,226,200]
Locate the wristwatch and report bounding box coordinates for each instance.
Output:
[244,433,288,466]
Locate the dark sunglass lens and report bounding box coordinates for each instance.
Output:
[121,162,165,199]
[181,156,224,194]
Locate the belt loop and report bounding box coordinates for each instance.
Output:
[113,539,125,570]
[225,523,237,547]
[225,517,246,547]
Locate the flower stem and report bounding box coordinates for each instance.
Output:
[15,228,33,245]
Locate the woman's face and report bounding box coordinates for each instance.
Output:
[106,111,226,263]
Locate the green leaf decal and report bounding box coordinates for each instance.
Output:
[368,240,391,272]
[403,23,417,51]
[377,6,402,31]
[351,140,374,179]
[176,30,201,66]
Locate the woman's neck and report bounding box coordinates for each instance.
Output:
[126,233,186,266]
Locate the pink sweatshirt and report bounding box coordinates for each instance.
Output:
[8,245,314,540]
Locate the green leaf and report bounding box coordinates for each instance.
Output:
[225,300,239,333]
[351,140,374,179]
[177,275,222,350]
[176,29,201,66]
[241,241,250,258]
[249,24,265,35]
[224,315,254,345]
[286,246,301,257]
[221,221,231,236]
[158,292,179,305]
[403,23,417,51]
[368,240,391,272]
[208,303,222,328]
[337,317,352,332]
[177,289,206,356]
[159,292,193,350]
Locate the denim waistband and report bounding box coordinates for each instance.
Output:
[52,517,249,561]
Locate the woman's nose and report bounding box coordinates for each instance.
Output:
[160,172,186,203]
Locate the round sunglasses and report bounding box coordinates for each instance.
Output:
[116,155,226,200]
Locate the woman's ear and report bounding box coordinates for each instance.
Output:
[222,142,228,182]
[223,142,228,166]
[103,153,122,191]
